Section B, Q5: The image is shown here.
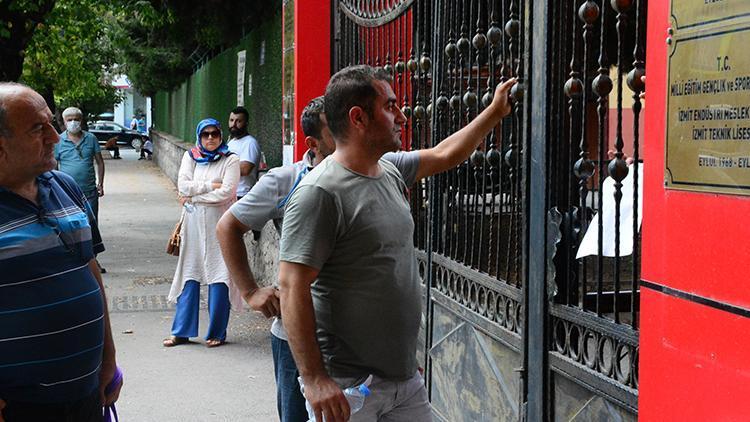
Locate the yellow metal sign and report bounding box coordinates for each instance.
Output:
[666,11,750,195]
[672,1,750,30]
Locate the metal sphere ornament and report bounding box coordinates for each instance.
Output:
[401,105,412,118]
[610,0,633,13]
[511,82,524,102]
[608,157,629,182]
[627,67,646,92]
[470,149,485,167]
[504,148,517,167]
[487,148,502,167]
[413,105,426,120]
[573,158,595,179]
[419,56,432,72]
[436,95,449,111]
[578,1,600,25]
[445,42,458,59]
[482,91,494,108]
[450,95,461,110]
[488,26,502,46]
[592,73,613,97]
[472,33,487,50]
[505,19,520,37]
[457,37,471,56]
[395,61,406,74]
[407,58,419,72]
[564,77,583,99]
[463,91,478,108]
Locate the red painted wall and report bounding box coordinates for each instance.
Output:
[292,0,331,161]
[640,1,750,419]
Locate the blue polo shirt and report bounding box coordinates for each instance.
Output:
[55,131,101,196]
[0,171,105,403]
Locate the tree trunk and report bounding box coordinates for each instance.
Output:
[0,50,24,81]
[0,0,57,81]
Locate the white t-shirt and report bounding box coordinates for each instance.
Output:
[227,134,261,197]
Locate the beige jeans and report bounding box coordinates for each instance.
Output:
[333,371,432,422]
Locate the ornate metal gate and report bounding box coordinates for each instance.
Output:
[332,0,646,420]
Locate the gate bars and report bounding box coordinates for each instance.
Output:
[333,0,646,418]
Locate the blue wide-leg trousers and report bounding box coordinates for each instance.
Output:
[171,280,230,341]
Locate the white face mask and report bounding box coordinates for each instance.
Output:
[65,120,82,134]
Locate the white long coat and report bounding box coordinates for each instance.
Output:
[168,151,243,310]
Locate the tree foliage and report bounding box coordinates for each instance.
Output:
[0,0,281,115]
[21,0,121,115]
[114,0,281,96]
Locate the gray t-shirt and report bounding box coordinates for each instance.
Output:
[279,152,421,380]
[229,151,313,233]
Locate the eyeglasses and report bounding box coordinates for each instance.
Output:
[200,130,221,139]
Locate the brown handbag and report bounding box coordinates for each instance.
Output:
[166,211,185,256]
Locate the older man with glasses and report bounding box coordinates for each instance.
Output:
[0,82,121,421]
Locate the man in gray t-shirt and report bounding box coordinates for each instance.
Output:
[279,65,516,422]
[218,96,418,422]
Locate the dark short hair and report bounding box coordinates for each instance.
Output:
[301,96,325,139]
[324,65,392,138]
[230,106,249,121]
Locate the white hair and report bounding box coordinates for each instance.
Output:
[62,107,82,119]
[0,82,30,137]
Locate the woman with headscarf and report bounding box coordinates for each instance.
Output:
[164,118,242,348]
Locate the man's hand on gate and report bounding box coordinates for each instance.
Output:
[489,77,518,119]
[244,287,281,318]
[304,375,350,422]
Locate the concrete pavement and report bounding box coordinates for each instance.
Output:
[97,149,276,421]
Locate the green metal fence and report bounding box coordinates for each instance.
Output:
[153,15,283,167]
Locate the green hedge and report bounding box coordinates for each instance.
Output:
[153,14,283,167]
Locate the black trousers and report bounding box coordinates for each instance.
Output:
[2,389,102,422]
[105,146,120,158]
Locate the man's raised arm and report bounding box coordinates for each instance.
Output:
[279,261,350,422]
[414,78,517,181]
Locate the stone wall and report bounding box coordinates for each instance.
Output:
[151,129,190,185]
[152,129,277,288]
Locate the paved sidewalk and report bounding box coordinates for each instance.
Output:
[96,149,276,421]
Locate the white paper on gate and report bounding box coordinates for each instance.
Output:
[576,164,644,259]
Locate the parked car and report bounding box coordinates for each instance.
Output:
[89,121,148,148]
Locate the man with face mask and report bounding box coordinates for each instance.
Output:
[55,107,105,220]
[226,106,261,200]
[55,107,107,272]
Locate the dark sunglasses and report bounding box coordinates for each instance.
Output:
[200,130,221,139]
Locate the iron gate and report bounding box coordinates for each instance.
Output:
[333,0,645,420]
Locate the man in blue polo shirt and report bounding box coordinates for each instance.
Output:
[0,83,121,421]
[56,107,107,273]
[55,107,105,220]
